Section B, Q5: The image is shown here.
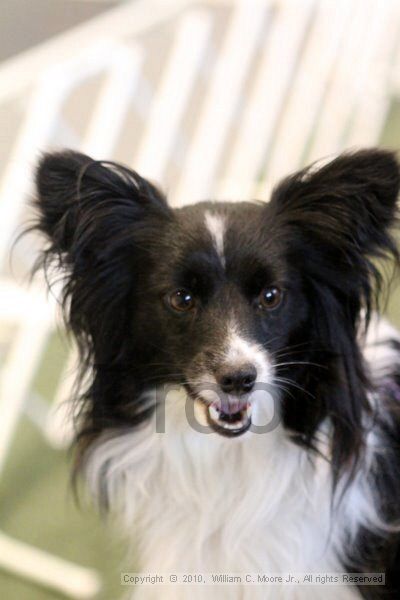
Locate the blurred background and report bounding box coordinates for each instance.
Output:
[1,0,400,598]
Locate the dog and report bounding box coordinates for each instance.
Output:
[33,148,400,599]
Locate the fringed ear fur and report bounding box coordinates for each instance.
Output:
[33,149,172,365]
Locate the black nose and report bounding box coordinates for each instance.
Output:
[217,364,257,395]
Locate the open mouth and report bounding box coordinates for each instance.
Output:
[206,402,252,437]
[184,384,253,437]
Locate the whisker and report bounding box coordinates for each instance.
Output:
[271,382,296,402]
[274,360,328,370]
[273,376,317,401]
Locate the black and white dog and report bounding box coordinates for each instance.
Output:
[34,148,400,599]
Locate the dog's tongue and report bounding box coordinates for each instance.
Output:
[219,396,247,415]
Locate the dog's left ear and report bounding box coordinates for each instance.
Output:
[270,148,399,258]
[271,150,399,474]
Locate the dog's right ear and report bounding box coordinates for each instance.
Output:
[34,150,172,362]
[35,149,170,257]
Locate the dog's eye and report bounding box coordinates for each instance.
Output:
[168,289,195,312]
[258,286,283,310]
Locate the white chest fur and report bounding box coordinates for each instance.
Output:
[87,390,362,600]
[86,315,400,599]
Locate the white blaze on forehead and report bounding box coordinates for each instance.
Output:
[204,211,226,267]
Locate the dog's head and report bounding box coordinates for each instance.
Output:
[34,149,399,471]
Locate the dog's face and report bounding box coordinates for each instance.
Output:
[34,149,399,459]
[128,201,308,436]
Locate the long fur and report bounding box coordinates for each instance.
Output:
[32,148,400,598]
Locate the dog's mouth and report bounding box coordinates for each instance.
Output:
[185,384,252,437]
[206,402,252,437]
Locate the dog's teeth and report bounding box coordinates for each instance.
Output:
[222,420,244,430]
[208,405,220,422]
[207,403,251,433]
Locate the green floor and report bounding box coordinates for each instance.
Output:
[0,421,124,600]
[0,334,125,600]
[1,104,400,600]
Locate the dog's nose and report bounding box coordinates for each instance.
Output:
[217,364,257,395]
